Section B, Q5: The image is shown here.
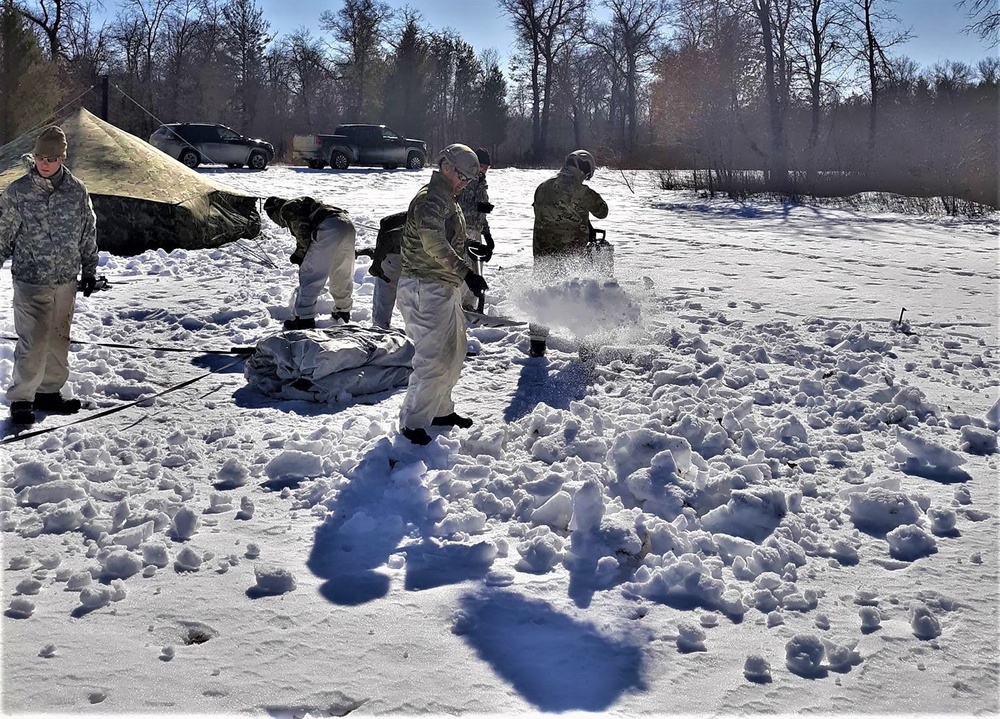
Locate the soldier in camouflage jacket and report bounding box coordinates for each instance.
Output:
[456,147,495,311]
[0,126,99,424]
[264,195,356,329]
[528,149,609,357]
[396,143,488,445]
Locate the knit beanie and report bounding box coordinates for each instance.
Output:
[475,147,491,166]
[34,126,67,158]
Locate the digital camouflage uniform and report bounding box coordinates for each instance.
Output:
[0,154,99,403]
[265,196,356,319]
[396,169,474,432]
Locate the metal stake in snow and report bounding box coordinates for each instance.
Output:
[898,307,907,324]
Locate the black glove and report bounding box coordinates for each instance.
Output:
[477,201,495,214]
[370,262,389,282]
[464,271,488,298]
[290,252,304,266]
[81,275,97,297]
[482,229,495,262]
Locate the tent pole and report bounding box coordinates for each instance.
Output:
[101,75,109,120]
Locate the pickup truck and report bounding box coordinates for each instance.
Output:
[293,124,428,170]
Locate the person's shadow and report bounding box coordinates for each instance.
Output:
[503,357,592,423]
[306,436,496,604]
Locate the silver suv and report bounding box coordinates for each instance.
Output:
[149,123,274,170]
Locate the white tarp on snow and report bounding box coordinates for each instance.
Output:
[245,325,413,402]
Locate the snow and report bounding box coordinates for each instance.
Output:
[1,166,998,717]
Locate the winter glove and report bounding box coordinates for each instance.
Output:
[477,201,495,214]
[463,271,489,298]
[482,228,495,263]
[81,275,97,297]
[370,261,389,282]
[289,252,305,266]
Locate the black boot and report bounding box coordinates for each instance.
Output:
[332,310,350,323]
[9,401,35,425]
[34,393,81,414]
[432,412,473,429]
[528,339,546,358]
[402,427,432,445]
[283,316,315,331]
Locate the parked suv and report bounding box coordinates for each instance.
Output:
[149,123,274,170]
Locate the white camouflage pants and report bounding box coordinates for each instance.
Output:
[7,280,77,402]
[294,215,356,318]
[371,252,401,329]
[396,277,467,431]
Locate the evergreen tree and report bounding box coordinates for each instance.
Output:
[382,12,429,140]
[478,56,509,158]
[0,0,60,143]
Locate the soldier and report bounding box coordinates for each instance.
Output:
[456,147,495,312]
[0,126,99,425]
[529,149,609,357]
[369,211,406,329]
[396,143,488,445]
[264,196,356,330]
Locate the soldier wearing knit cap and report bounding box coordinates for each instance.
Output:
[0,124,99,425]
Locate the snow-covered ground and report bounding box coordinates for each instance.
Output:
[1,166,998,717]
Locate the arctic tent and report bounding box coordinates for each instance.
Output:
[0,108,261,255]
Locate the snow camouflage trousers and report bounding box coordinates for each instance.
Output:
[0,168,98,285]
[294,215,356,318]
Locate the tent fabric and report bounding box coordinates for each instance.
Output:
[0,108,260,255]
[245,325,414,403]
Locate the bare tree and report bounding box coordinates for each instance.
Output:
[499,0,588,162]
[220,0,270,131]
[589,0,671,159]
[845,0,911,160]
[957,0,999,45]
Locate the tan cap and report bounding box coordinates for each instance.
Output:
[34,125,67,159]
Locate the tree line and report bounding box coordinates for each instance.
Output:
[1,0,996,207]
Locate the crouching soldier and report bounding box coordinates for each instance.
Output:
[456,147,495,313]
[0,125,99,425]
[370,211,406,329]
[529,149,608,357]
[396,143,488,445]
[264,196,356,330]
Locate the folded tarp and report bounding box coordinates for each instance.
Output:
[245,325,413,403]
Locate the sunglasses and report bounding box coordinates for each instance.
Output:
[34,155,62,163]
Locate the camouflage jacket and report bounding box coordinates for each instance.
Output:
[456,173,491,234]
[270,196,351,264]
[532,166,608,257]
[400,170,472,287]
[0,155,99,285]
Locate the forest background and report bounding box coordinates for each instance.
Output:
[0,0,997,208]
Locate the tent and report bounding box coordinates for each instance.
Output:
[0,108,260,255]
[245,325,414,403]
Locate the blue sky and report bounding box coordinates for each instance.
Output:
[256,0,995,71]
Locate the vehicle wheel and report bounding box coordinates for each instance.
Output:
[248,151,268,170]
[331,152,350,170]
[180,150,199,168]
[307,160,325,169]
[407,153,424,170]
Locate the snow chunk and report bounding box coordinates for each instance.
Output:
[676,621,706,652]
[9,460,58,490]
[822,638,861,671]
[6,597,35,618]
[20,480,86,506]
[530,491,574,531]
[170,507,200,540]
[214,457,250,488]
[251,565,297,595]
[785,634,825,676]
[97,548,142,580]
[744,655,771,683]
[515,530,564,573]
[892,429,966,470]
[909,602,942,639]
[265,450,325,481]
[886,525,937,561]
[79,585,111,610]
[846,487,922,533]
[174,546,203,572]
[960,425,997,455]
